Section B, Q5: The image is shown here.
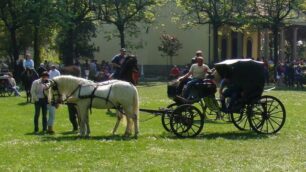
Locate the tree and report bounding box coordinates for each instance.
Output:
[26,0,57,66]
[251,0,296,72]
[0,0,28,68]
[158,33,182,66]
[94,0,164,48]
[55,0,98,65]
[176,0,247,63]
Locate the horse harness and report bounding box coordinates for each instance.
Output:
[50,80,123,114]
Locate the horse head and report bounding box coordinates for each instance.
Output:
[122,55,138,72]
[120,55,139,85]
[44,79,63,107]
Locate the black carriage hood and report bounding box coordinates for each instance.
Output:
[215,59,265,98]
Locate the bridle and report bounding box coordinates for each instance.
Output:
[48,79,81,105]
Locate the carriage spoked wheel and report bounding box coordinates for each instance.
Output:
[248,95,286,134]
[170,104,204,138]
[231,106,251,131]
[161,103,178,132]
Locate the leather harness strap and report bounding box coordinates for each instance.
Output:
[88,84,115,114]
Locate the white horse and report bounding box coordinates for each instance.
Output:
[45,75,139,138]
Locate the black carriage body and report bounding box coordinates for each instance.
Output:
[215,59,265,102]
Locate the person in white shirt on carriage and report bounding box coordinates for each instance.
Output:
[178,56,211,99]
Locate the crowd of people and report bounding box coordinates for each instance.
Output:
[263,59,306,89]
[169,52,306,89]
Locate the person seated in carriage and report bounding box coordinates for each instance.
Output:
[177,56,211,99]
[219,75,242,112]
[216,59,265,113]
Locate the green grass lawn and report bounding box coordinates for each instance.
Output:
[0,83,305,171]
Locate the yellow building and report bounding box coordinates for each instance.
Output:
[92,4,261,76]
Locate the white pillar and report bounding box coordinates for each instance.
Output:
[293,27,298,60]
[264,29,269,59]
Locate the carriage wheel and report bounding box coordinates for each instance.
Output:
[231,106,251,131]
[170,104,204,138]
[248,95,286,134]
[161,103,177,132]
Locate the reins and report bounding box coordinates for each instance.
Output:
[50,79,125,114]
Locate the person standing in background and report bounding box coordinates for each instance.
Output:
[47,65,61,134]
[111,48,126,79]
[31,72,49,134]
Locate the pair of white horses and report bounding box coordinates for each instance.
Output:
[45,76,139,138]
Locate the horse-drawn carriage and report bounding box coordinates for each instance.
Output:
[45,57,285,138]
[141,59,286,138]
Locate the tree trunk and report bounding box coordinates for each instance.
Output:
[64,29,75,66]
[212,24,219,63]
[33,26,41,68]
[118,26,126,48]
[10,29,19,71]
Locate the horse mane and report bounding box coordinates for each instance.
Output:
[53,75,94,96]
[119,55,138,85]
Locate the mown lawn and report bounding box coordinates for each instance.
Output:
[0,83,305,171]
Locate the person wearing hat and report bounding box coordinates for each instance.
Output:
[30,71,49,134]
[178,56,211,99]
[191,50,203,64]
[111,48,127,79]
[37,63,47,76]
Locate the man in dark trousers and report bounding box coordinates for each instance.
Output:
[30,72,49,134]
[67,103,78,132]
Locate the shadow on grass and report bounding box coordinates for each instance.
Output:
[40,134,135,142]
[17,101,30,106]
[195,131,268,140]
[157,131,269,140]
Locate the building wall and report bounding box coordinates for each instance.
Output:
[218,26,259,60]
[91,3,210,68]
[242,31,259,59]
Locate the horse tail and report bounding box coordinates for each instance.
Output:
[132,85,139,127]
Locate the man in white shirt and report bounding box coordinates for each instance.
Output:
[31,72,49,134]
[47,65,61,134]
[178,56,210,99]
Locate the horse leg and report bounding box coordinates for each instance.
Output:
[112,110,123,135]
[124,116,132,137]
[85,109,90,137]
[132,113,139,139]
[76,105,86,137]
